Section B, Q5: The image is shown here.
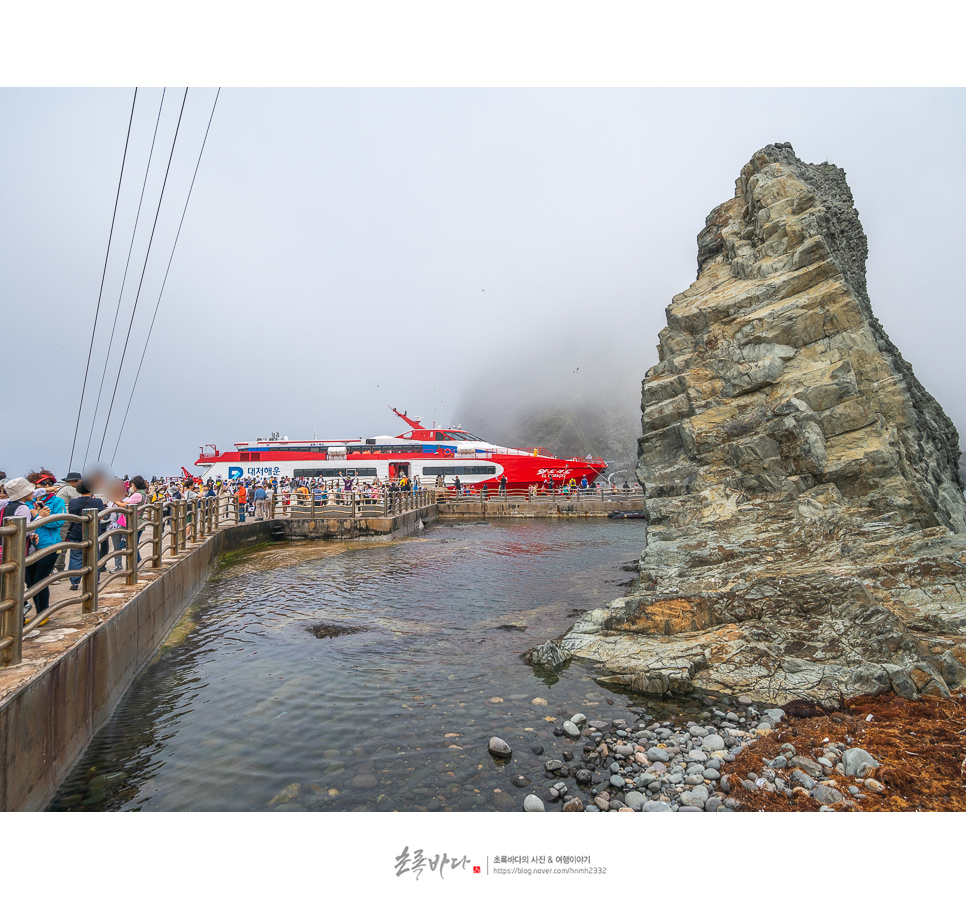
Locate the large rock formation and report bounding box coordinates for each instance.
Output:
[544,143,966,704]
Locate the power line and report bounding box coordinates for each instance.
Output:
[96,87,189,462]
[67,88,138,472]
[111,89,221,467]
[83,88,167,469]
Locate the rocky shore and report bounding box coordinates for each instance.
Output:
[488,693,781,813]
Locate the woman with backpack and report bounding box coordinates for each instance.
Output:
[23,472,65,625]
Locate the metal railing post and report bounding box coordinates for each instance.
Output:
[126,503,139,585]
[151,504,162,567]
[0,514,26,667]
[81,507,99,616]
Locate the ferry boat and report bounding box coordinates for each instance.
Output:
[191,408,607,489]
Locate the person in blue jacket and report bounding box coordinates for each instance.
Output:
[24,471,65,626]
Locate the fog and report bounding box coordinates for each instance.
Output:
[2,89,964,479]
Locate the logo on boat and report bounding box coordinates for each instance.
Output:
[228,467,243,479]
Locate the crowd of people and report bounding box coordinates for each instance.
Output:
[1,463,639,630]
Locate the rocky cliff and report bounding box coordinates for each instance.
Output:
[537,143,966,704]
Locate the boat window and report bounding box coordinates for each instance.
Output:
[422,466,496,476]
[293,468,378,477]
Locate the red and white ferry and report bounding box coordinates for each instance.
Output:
[192,408,607,489]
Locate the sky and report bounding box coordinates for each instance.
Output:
[2,88,965,478]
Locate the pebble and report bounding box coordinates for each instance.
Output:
[864,778,886,794]
[646,747,671,763]
[562,797,585,813]
[624,791,647,811]
[643,800,672,813]
[570,713,587,726]
[531,698,548,706]
[810,783,844,806]
[701,734,725,753]
[562,721,581,739]
[737,695,753,705]
[531,744,545,756]
[842,748,880,778]
[350,774,378,790]
[510,774,529,788]
[609,775,626,789]
[523,794,545,812]
[488,737,512,757]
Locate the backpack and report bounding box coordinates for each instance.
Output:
[0,501,35,563]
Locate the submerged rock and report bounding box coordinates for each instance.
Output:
[308,622,369,639]
[488,737,512,758]
[550,143,966,705]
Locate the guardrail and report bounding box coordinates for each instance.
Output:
[265,487,438,520]
[0,496,242,669]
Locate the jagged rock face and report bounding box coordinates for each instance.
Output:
[547,144,966,705]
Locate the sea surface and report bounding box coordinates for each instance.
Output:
[50,518,707,812]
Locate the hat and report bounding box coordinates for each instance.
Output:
[4,477,34,501]
[64,472,83,482]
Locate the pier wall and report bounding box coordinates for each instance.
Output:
[0,520,273,812]
[280,504,437,540]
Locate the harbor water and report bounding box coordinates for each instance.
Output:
[50,518,707,812]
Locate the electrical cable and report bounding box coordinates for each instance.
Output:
[111,89,221,468]
[82,88,167,469]
[67,88,138,472]
[95,88,189,462]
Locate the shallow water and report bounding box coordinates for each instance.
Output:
[51,519,709,812]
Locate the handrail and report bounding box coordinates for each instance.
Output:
[0,494,244,668]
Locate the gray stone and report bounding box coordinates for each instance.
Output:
[642,801,672,812]
[488,737,512,758]
[624,790,647,811]
[789,756,824,779]
[527,639,566,670]
[523,794,545,812]
[767,755,788,770]
[646,747,671,763]
[545,759,564,773]
[702,768,721,781]
[562,721,581,739]
[609,774,626,789]
[811,784,844,806]
[789,769,816,791]
[763,708,785,725]
[704,796,722,812]
[614,744,635,757]
[842,748,880,778]
[561,797,585,813]
[679,785,709,807]
[570,713,587,726]
[719,775,731,794]
[701,734,725,753]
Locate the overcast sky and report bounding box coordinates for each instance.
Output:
[2,88,964,478]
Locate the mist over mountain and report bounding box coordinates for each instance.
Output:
[453,336,644,483]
